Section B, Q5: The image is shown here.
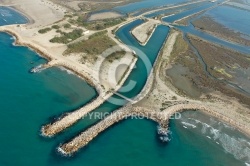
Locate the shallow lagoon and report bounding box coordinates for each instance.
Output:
[114,0,188,14]
[202,5,250,36]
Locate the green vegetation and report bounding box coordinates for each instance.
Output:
[64,31,116,55]
[52,25,60,29]
[50,29,83,44]
[69,15,126,30]
[38,27,52,34]
[169,33,189,63]
[63,23,71,29]
[106,51,126,63]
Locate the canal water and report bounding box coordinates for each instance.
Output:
[114,0,188,14]
[0,6,250,166]
[162,2,214,22]
[144,1,207,18]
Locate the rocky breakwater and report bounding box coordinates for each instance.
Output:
[58,106,166,156]
[41,95,112,137]
[56,103,250,155]
[41,51,137,137]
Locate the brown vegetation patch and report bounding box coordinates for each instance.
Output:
[164,33,250,106]
[192,16,250,46]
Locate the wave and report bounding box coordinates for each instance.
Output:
[183,117,250,163]
[157,125,171,142]
[59,66,74,75]
[30,65,46,73]
[181,121,197,128]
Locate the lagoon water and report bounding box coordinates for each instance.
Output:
[114,0,188,14]
[0,5,250,166]
[203,5,250,36]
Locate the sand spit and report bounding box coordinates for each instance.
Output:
[131,20,158,46]
[0,0,66,28]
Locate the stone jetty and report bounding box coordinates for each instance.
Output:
[58,103,250,155]
[58,105,165,155]
[41,57,137,137]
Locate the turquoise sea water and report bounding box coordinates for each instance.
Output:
[0,7,28,25]
[0,5,250,166]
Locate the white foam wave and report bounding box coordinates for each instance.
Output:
[188,117,250,163]
[210,128,220,140]
[181,122,196,128]
[218,134,250,162]
[30,65,45,73]
[59,66,74,75]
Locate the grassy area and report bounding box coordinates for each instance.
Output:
[69,15,126,30]
[38,27,52,34]
[169,33,189,63]
[50,29,83,44]
[63,23,71,29]
[106,51,126,63]
[64,31,116,55]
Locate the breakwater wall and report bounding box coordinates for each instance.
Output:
[41,55,138,137]
[58,103,250,155]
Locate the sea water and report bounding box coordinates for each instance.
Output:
[0,6,249,166]
[0,7,28,26]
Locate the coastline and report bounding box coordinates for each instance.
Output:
[1,0,250,159]
[6,6,35,25]
[0,28,105,91]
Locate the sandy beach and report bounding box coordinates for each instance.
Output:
[0,0,66,27]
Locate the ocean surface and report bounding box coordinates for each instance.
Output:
[0,5,250,166]
[0,7,28,25]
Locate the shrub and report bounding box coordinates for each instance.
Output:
[38,28,51,34]
[52,25,60,29]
